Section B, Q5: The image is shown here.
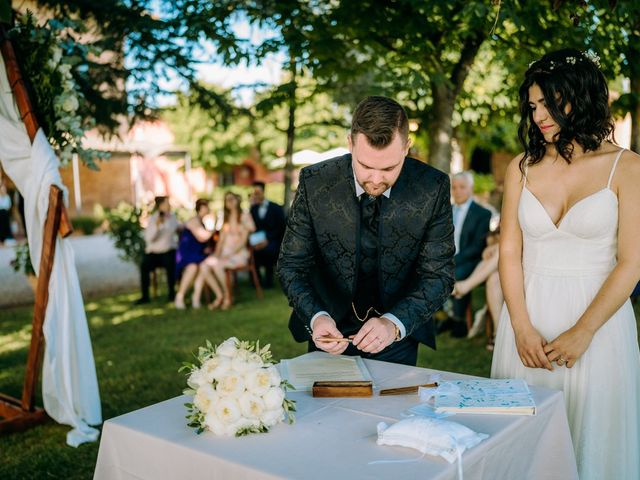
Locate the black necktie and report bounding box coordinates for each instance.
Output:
[353,194,381,321]
[361,194,380,234]
[359,194,380,275]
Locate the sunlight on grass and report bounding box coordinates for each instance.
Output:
[111,308,161,325]
[0,324,32,354]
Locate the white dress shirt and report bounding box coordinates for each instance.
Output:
[452,198,472,254]
[144,212,179,254]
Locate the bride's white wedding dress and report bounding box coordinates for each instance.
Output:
[491,149,640,480]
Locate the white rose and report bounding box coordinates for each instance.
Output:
[260,407,284,427]
[216,373,245,397]
[204,411,227,436]
[62,94,79,113]
[216,338,239,358]
[187,368,208,389]
[266,365,282,386]
[244,369,272,396]
[193,384,218,413]
[214,397,242,425]
[263,387,285,411]
[238,392,265,420]
[202,356,231,383]
[231,349,262,374]
[248,352,264,368]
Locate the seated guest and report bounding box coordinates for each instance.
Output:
[250,181,286,288]
[175,198,214,309]
[452,227,502,349]
[193,192,255,310]
[439,171,491,337]
[135,196,179,305]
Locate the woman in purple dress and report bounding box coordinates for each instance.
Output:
[174,198,213,309]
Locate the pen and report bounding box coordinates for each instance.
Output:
[315,337,352,343]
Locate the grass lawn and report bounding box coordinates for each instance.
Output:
[1,284,636,479]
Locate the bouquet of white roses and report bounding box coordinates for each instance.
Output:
[180,337,296,437]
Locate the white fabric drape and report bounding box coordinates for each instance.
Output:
[0,54,101,446]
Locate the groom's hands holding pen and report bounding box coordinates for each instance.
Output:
[312,316,350,355]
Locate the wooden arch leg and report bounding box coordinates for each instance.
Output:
[0,186,69,434]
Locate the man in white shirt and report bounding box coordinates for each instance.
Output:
[135,196,180,304]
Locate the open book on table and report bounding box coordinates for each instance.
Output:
[433,379,536,415]
[280,353,372,391]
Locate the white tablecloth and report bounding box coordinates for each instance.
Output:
[94,352,578,480]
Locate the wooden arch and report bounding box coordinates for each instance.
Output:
[0,27,73,435]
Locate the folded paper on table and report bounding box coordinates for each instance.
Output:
[248,230,267,246]
[431,379,536,415]
[280,353,372,391]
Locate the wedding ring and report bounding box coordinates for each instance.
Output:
[557,357,566,366]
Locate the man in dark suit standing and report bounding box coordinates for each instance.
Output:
[250,181,286,288]
[277,96,455,366]
[446,171,491,337]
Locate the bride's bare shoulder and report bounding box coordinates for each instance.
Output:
[504,153,527,183]
[614,148,640,189]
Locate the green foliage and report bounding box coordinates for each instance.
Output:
[473,173,496,195]
[163,86,255,171]
[9,12,108,169]
[105,202,145,266]
[70,216,102,235]
[163,77,348,171]
[9,243,35,276]
[0,0,11,23]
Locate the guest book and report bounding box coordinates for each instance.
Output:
[433,379,536,415]
[280,353,372,391]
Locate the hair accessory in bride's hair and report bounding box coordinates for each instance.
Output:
[581,50,601,67]
[528,50,600,71]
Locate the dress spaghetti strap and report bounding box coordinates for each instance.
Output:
[607,149,625,189]
[522,162,529,193]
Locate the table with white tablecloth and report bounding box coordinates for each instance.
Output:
[94,352,578,480]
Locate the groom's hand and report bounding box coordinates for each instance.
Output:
[312,316,349,355]
[352,317,396,354]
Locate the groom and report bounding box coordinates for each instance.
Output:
[277,96,455,365]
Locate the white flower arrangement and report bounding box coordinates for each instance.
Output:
[10,13,108,169]
[180,337,296,436]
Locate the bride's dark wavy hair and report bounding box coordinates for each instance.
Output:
[517,48,614,174]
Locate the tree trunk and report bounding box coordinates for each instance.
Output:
[425,35,483,173]
[427,80,455,173]
[283,59,297,213]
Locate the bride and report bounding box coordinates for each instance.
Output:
[491,48,640,479]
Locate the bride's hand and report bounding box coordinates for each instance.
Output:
[452,281,468,298]
[543,326,594,369]
[513,324,554,370]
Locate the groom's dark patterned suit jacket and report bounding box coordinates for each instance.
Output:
[277,154,455,349]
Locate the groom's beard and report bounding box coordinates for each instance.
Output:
[362,181,390,197]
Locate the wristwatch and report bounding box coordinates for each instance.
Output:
[393,324,401,342]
